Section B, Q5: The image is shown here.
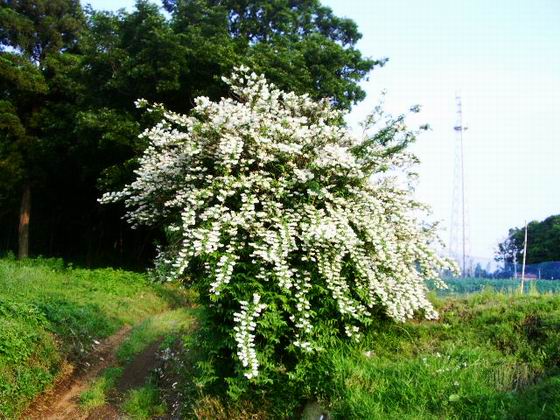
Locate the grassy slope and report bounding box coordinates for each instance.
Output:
[156,291,560,419]
[317,291,560,419]
[0,257,185,419]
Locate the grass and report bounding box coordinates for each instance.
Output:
[0,256,187,419]
[316,292,560,419]
[174,291,560,419]
[77,307,195,412]
[3,255,559,419]
[79,367,123,409]
[117,308,195,364]
[121,383,166,419]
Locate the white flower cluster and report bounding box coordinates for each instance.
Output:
[233,293,267,379]
[101,66,457,378]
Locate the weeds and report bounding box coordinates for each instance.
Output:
[121,383,166,419]
[170,292,560,419]
[117,309,194,364]
[0,257,186,418]
[79,367,123,409]
[319,293,560,419]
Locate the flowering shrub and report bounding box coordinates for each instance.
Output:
[101,67,456,393]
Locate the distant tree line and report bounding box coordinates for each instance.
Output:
[495,214,560,279]
[0,0,382,268]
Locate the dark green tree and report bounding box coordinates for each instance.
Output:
[0,0,84,257]
[0,0,384,266]
[165,0,383,110]
[66,0,383,266]
[496,215,560,265]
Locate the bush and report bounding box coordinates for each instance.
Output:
[103,67,455,400]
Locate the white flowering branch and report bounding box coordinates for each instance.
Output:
[101,66,457,379]
[233,293,267,379]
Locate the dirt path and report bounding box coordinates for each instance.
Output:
[117,339,162,394]
[23,326,132,420]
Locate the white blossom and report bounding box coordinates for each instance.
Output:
[233,293,267,379]
[101,67,458,379]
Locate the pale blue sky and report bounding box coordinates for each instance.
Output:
[88,0,560,261]
[321,0,560,262]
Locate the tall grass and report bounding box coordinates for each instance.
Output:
[317,292,560,419]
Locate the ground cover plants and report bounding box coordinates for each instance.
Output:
[2,256,558,418]
[0,256,187,418]
[319,291,560,419]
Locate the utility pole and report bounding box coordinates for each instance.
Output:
[520,220,528,293]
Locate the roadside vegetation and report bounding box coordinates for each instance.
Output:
[0,256,188,418]
[1,257,559,419]
[173,291,560,419]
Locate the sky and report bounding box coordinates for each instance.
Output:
[320,0,560,263]
[88,0,560,262]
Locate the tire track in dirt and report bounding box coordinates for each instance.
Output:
[22,326,132,420]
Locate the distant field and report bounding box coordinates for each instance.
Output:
[436,277,560,295]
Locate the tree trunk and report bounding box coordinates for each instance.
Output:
[18,183,31,259]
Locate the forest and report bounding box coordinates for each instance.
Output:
[1,0,378,268]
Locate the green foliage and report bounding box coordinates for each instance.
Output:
[508,374,560,419]
[0,301,56,377]
[317,293,560,419]
[78,367,123,409]
[1,0,379,267]
[79,0,379,194]
[165,0,381,110]
[116,308,194,364]
[121,383,166,419]
[0,0,84,182]
[0,52,46,194]
[0,0,86,259]
[0,293,61,418]
[106,69,451,407]
[497,214,560,265]
[0,0,84,62]
[0,257,186,418]
[175,292,560,419]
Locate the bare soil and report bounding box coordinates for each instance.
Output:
[22,326,132,420]
[117,339,162,393]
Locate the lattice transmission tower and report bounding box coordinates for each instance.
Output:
[449,95,471,277]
